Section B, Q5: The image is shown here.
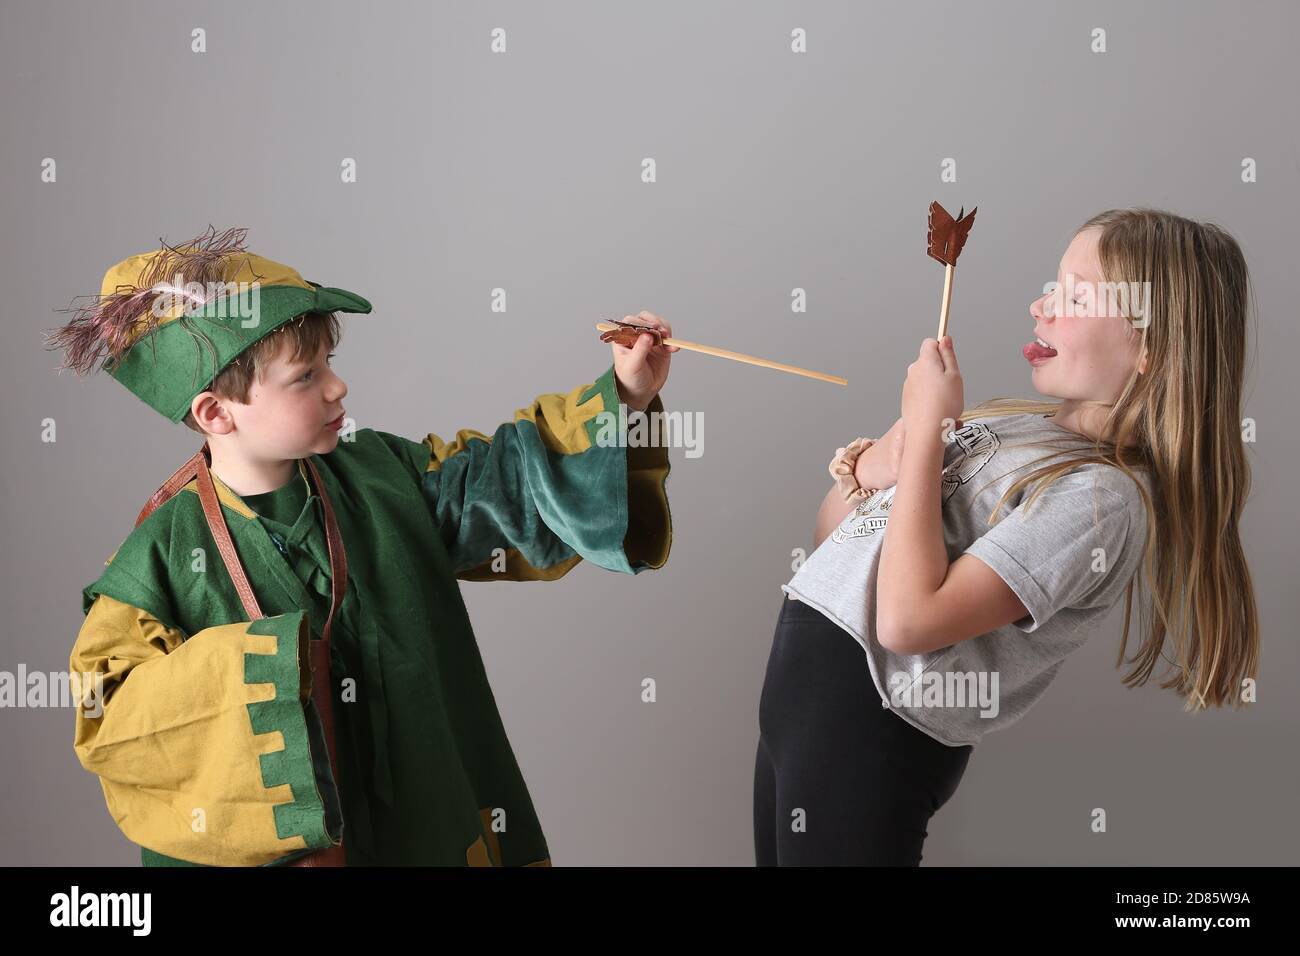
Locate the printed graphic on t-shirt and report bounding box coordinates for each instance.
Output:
[831,486,895,543]
[831,421,1000,544]
[941,421,1000,501]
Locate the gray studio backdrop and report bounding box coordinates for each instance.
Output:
[2,0,1296,866]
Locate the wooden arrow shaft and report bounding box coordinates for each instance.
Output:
[937,263,954,339]
[596,323,846,386]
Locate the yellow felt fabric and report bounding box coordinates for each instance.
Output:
[70,594,318,866]
[99,250,315,336]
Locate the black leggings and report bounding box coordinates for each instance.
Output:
[754,595,973,865]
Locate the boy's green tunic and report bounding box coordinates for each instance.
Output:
[70,365,671,866]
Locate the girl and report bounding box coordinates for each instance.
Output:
[754,208,1259,866]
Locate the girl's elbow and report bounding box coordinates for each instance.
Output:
[875,608,911,654]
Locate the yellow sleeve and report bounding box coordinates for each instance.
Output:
[70,595,342,866]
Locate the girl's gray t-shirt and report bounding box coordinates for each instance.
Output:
[782,413,1150,748]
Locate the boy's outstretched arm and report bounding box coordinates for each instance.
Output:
[415,312,675,582]
[70,593,343,866]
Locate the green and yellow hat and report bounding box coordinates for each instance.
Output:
[50,226,372,422]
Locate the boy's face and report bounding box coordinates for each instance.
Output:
[203,336,349,460]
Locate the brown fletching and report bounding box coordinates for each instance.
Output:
[598,319,664,348]
[45,225,256,375]
[926,201,978,266]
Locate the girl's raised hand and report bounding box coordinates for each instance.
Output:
[901,335,964,442]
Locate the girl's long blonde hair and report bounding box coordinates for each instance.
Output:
[956,207,1258,711]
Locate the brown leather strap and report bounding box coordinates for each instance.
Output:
[199,450,264,619]
[135,443,263,619]
[288,455,348,867]
[136,443,348,866]
[305,455,348,648]
[135,449,206,528]
[289,637,347,866]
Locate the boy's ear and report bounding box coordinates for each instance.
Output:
[191,391,235,436]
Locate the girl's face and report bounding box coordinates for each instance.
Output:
[1026,226,1147,402]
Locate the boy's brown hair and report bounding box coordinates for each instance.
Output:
[182,310,342,433]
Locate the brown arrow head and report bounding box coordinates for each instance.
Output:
[927,201,978,266]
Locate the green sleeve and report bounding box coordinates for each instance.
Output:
[418,364,672,581]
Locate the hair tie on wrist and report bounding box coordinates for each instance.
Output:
[828,437,879,502]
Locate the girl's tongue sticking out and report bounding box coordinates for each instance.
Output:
[1023,339,1058,363]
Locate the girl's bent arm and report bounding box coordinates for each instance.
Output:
[812,483,856,550]
[812,419,905,549]
[876,427,1029,655]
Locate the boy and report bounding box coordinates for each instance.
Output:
[54,228,674,866]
